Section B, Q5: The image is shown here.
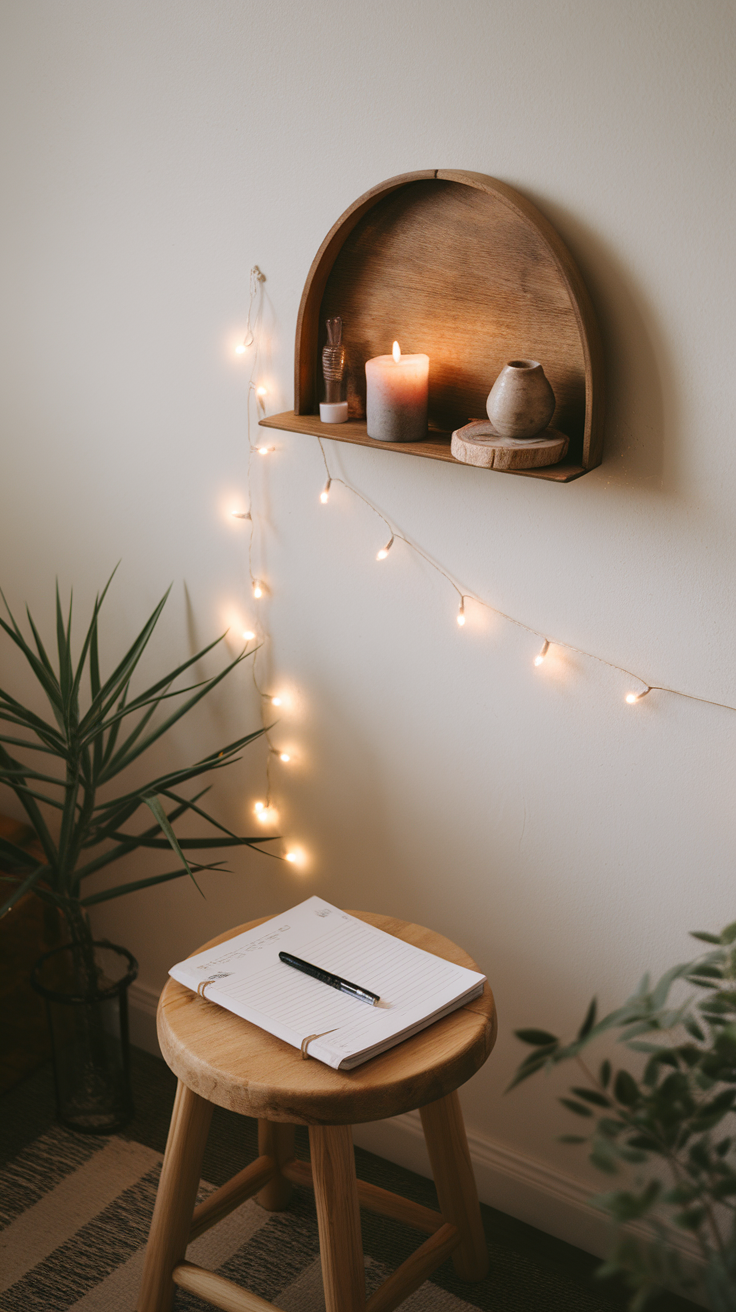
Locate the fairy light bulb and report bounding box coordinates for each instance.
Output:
[284,847,306,866]
[235,343,246,355]
[254,801,265,813]
[534,640,550,667]
[626,687,651,704]
[392,341,401,363]
[253,581,263,599]
[256,386,267,398]
[320,479,331,504]
[257,446,270,455]
[271,695,282,706]
[231,509,251,520]
[457,598,466,627]
[242,630,255,641]
[376,536,394,561]
[279,752,291,763]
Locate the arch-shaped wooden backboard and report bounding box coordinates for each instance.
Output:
[291,170,603,475]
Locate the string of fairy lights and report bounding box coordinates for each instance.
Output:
[231,267,736,867]
[230,268,303,867]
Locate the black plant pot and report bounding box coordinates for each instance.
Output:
[31,940,138,1134]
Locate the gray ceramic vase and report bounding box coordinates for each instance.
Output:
[486,359,555,438]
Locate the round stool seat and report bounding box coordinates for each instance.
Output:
[157,910,496,1126]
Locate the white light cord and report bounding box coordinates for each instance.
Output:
[314,435,736,715]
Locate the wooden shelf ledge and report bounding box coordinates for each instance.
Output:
[259,412,588,483]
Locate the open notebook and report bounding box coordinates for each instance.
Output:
[169,896,486,1070]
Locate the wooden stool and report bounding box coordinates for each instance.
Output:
[137,911,497,1312]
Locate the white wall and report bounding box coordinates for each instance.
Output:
[2,0,735,1257]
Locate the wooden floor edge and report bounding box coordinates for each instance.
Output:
[281,1156,444,1233]
[173,1261,279,1312]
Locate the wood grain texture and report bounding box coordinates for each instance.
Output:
[156,911,496,1126]
[309,1124,365,1312]
[137,1082,213,1312]
[420,1091,489,1280]
[188,1155,276,1242]
[256,1120,295,1210]
[295,171,436,417]
[451,421,569,470]
[260,411,586,482]
[294,170,603,472]
[172,1262,278,1312]
[365,1224,460,1312]
[282,1155,444,1234]
[437,169,604,470]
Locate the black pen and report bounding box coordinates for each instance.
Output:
[278,951,380,1005]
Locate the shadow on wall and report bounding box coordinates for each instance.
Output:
[525,190,668,497]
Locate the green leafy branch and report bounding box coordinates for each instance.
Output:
[510,921,736,1311]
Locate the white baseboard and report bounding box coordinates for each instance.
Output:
[352,1111,616,1259]
[128,987,702,1287]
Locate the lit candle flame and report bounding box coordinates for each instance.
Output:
[392,341,401,363]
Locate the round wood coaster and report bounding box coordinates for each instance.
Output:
[451,420,569,470]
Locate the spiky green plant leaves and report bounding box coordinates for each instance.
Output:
[0,573,274,927]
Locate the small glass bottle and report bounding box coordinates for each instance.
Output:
[320,317,348,423]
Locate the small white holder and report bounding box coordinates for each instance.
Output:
[320,402,348,424]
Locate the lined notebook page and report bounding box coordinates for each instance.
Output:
[169,897,485,1069]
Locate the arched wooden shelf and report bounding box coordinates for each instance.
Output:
[260,170,604,483]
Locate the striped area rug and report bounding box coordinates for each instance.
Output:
[0,1125,479,1311]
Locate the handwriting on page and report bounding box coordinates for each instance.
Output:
[193,922,292,971]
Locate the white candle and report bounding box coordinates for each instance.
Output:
[365,341,429,443]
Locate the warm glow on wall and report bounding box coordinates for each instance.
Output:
[284,846,306,867]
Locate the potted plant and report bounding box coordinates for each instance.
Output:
[511,922,736,1311]
[0,573,275,1132]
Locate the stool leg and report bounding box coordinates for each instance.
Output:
[420,1090,489,1280]
[256,1120,296,1210]
[309,1124,365,1312]
[137,1080,213,1312]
